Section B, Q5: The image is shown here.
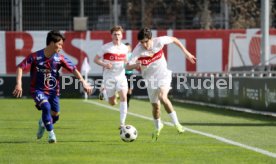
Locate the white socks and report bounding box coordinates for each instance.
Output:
[154,118,162,130]
[120,101,128,125]
[169,111,180,125]
[102,89,108,102]
[153,111,180,130]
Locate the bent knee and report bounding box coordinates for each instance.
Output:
[51,111,59,116]
[159,95,169,103]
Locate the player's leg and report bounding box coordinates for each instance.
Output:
[126,89,132,108]
[33,91,55,142]
[49,95,60,124]
[126,74,133,108]
[148,87,163,141]
[117,77,128,128]
[158,86,173,113]
[158,86,185,133]
[127,89,132,108]
[99,83,108,101]
[107,91,117,105]
[118,89,128,128]
[46,95,60,143]
[40,99,57,143]
[104,79,117,105]
[151,102,164,141]
[40,101,54,142]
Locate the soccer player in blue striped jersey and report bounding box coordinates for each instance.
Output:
[13,30,93,143]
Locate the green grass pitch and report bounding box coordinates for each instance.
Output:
[1,98,276,163]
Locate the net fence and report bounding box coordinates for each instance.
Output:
[1,0,276,31]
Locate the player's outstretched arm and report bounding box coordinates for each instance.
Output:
[73,69,93,95]
[171,37,196,64]
[13,67,23,98]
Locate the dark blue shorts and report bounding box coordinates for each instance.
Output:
[32,90,60,112]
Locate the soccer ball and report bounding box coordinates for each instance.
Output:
[120,125,138,142]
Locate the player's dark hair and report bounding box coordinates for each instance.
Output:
[46,30,65,46]
[110,25,124,34]
[137,27,152,41]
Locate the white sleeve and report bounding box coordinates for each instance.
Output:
[159,36,173,46]
[128,45,140,65]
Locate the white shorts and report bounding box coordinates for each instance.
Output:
[103,76,128,98]
[145,73,172,103]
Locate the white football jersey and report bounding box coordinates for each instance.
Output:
[97,42,128,79]
[129,36,173,80]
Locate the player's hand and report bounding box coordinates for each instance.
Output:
[186,53,196,64]
[13,84,23,98]
[82,81,93,95]
[104,63,112,69]
[135,61,141,69]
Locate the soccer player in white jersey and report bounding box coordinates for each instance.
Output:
[94,25,129,128]
[126,27,196,141]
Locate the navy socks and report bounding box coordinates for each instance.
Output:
[40,102,53,131]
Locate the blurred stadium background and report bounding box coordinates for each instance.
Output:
[1,0,276,30]
[1,0,276,113]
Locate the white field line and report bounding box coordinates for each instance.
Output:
[84,100,276,158]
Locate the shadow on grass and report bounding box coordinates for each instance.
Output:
[133,98,276,122]
[0,140,102,144]
[171,100,276,122]
[58,140,101,143]
[0,141,31,144]
[181,122,276,126]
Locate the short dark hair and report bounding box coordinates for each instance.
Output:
[46,30,65,45]
[137,27,152,41]
[110,25,124,34]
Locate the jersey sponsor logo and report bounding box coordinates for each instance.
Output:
[103,53,126,61]
[36,67,51,73]
[138,50,163,66]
